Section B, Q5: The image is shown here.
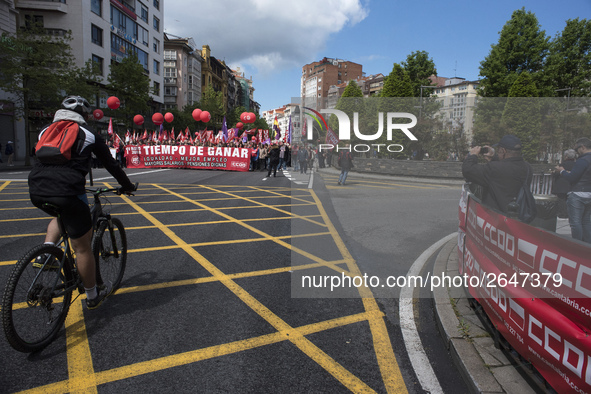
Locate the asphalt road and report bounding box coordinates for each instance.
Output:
[0,165,468,393]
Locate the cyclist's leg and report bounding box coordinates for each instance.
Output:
[70,229,95,289]
[44,218,61,244]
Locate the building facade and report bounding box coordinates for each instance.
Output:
[301,57,363,110]
[163,33,202,110]
[431,77,479,141]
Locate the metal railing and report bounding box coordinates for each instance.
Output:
[531,173,553,195]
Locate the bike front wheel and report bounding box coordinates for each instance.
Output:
[1,244,73,353]
[93,218,127,290]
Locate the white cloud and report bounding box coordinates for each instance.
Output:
[163,0,368,77]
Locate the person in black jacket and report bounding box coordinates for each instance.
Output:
[556,137,591,243]
[552,149,576,218]
[462,135,533,216]
[267,141,280,177]
[28,95,136,309]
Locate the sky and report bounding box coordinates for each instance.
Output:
[163,0,590,113]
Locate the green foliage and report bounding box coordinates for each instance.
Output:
[329,81,365,146]
[381,64,413,98]
[401,51,437,97]
[501,72,541,161]
[544,18,591,97]
[63,59,103,103]
[199,86,224,129]
[478,8,550,97]
[106,52,152,129]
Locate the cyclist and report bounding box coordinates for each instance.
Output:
[28,95,136,309]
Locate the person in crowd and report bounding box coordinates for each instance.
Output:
[461,135,533,216]
[267,141,280,177]
[556,137,591,243]
[298,145,308,174]
[5,140,15,166]
[278,141,286,171]
[259,143,268,171]
[250,142,259,171]
[338,146,353,185]
[552,149,577,219]
[284,143,291,170]
[318,149,325,168]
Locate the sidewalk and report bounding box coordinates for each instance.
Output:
[433,239,541,393]
[0,159,31,172]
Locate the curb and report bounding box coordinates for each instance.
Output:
[432,238,537,394]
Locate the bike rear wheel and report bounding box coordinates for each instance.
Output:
[93,218,127,290]
[1,244,73,353]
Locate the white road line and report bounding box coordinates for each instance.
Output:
[399,232,456,394]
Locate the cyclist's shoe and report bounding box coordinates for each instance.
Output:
[86,281,113,310]
[97,281,115,297]
[32,254,60,270]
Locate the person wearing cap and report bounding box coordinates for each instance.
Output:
[462,134,533,216]
[5,140,15,166]
[556,137,591,243]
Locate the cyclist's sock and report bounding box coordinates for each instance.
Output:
[85,286,98,300]
[44,241,55,246]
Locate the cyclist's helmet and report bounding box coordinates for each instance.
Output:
[61,95,91,116]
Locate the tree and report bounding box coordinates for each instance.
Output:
[401,51,437,97]
[63,60,103,102]
[501,71,541,161]
[0,24,79,165]
[544,18,591,97]
[478,8,550,97]
[381,63,413,98]
[329,80,365,146]
[198,86,224,130]
[106,52,152,129]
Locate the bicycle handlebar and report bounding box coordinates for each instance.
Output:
[86,182,139,196]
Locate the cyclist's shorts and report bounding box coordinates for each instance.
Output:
[30,194,92,239]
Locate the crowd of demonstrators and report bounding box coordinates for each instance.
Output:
[552,149,577,218]
[555,137,591,244]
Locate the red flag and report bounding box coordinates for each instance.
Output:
[170,127,175,141]
[125,130,131,144]
[189,133,194,144]
[108,118,114,135]
[185,127,190,138]
[142,129,148,140]
[228,128,235,142]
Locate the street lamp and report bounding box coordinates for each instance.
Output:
[416,85,438,118]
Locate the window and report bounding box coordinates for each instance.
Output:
[139,25,149,46]
[153,16,159,31]
[91,24,103,46]
[153,82,160,96]
[153,38,159,53]
[164,50,176,60]
[140,2,148,22]
[92,55,104,76]
[165,86,177,96]
[91,0,102,16]
[164,67,176,78]
[153,0,159,10]
[153,60,160,75]
[24,15,43,29]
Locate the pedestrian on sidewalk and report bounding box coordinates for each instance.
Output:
[5,141,15,166]
[338,146,353,185]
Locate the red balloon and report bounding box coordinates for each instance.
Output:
[164,112,174,123]
[92,109,103,120]
[251,136,256,141]
[240,112,247,123]
[107,96,120,110]
[200,111,211,122]
[192,109,202,121]
[152,113,164,125]
[134,115,144,125]
[248,112,256,123]
[236,122,243,129]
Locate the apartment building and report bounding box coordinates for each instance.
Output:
[301,57,363,110]
[163,33,202,110]
[431,77,479,141]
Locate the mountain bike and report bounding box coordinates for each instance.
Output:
[1,184,137,353]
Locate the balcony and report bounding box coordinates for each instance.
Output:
[16,0,68,13]
[164,77,177,85]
